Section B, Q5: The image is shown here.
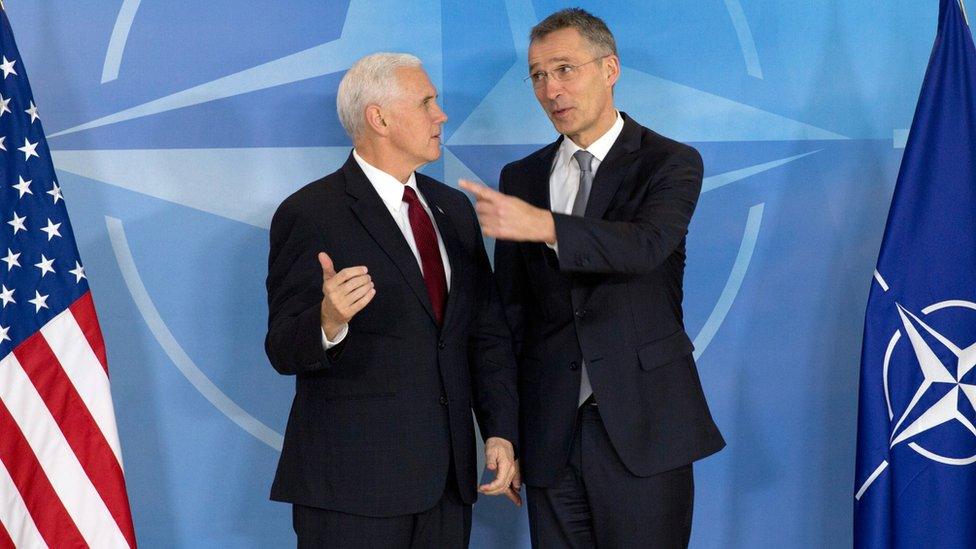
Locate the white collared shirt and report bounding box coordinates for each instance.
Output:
[549,111,625,215]
[547,112,624,254]
[322,150,452,348]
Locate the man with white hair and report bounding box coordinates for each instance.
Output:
[265,52,519,547]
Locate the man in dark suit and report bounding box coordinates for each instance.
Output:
[460,8,725,548]
[266,52,520,548]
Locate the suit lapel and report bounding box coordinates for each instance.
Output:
[584,112,643,219]
[343,155,438,325]
[523,140,559,211]
[519,142,561,267]
[418,176,466,329]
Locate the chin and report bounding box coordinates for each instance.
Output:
[547,113,571,128]
[552,120,576,136]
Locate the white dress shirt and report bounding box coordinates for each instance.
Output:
[550,111,625,215]
[322,150,452,348]
[547,112,625,253]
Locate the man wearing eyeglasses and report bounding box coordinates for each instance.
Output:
[460,8,725,548]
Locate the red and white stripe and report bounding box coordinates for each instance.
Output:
[0,292,136,548]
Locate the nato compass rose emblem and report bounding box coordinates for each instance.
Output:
[884,299,976,465]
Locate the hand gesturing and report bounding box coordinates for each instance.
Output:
[318,252,375,338]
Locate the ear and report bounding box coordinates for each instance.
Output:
[364,104,390,136]
[603,55,621,88]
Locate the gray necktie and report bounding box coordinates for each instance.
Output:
[572,150,595,405]
[571,150,595,216]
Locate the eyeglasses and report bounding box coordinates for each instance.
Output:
[524,56,608,88]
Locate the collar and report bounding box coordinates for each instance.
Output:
[352,149,417,214]
[556,110,625,169]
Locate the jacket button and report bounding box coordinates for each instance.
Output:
[574,309,586,319]
[570,361,579,370]
[438,341,446,350]
[439,395,449,405]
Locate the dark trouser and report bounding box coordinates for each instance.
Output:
[292,466,471,549]
[526,403,694,549]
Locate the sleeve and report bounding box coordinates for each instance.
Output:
[321,324,348,349]
[264,199,346,375]
[464,194,519,450]
[552,145,703,274]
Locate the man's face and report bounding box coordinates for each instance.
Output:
[384,66,447,169]
[527,28,618,146]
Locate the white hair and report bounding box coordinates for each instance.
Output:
[336,52,422,139]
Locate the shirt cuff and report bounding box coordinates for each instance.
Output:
[321,324,348,350]
[546,241,559,255]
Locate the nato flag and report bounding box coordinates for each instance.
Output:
[855,0,976,547]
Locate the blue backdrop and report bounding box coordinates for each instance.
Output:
[6,1,943,546]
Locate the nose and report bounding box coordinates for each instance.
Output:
[540,75,566,100]
[432,101,448,124]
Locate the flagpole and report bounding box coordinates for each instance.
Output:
[962,0,971,27]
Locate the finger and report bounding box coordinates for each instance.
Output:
[338,280,375,308]
[459,179,500,201]
[318,252,337,279]
[331,265,369,286]
[474,202,495,217]
[480,476,507,495]
[474,211,498,233]
[480,459,512,494]
[347,287,377,315]
[326,274,369,297]
[504,487,523,506]
[496,456,514,485]
[478,462,501,492]
[512,465,522,491]
[335,272,371,292]
[479,477,506,494]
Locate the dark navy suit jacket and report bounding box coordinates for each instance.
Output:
[265,154,518,516]
[495,113,725,487]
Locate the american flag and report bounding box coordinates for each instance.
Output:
[0,8,136,549]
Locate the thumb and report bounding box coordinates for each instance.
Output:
[318,252,336,278]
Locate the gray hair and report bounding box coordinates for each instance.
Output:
[336,52,422,139]
[530,8,617,57]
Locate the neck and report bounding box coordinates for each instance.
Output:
[568,106,617,149]
[354,141,418,184]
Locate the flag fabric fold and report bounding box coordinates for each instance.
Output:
[855,1,976,547]
[0,8,136,549]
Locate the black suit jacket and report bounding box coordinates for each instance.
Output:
[495,113,725,487]
[265,154,518,516]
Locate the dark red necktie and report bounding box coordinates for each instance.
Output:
[402,186,447,324]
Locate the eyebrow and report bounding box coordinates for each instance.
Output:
[529,56,575,71]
